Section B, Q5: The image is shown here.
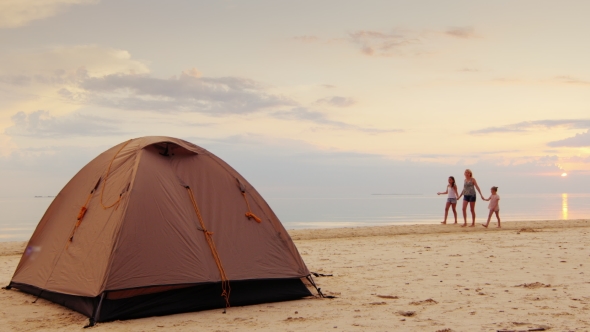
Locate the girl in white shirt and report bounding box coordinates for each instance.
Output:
[482,186,501,228]
[437,176,459,224]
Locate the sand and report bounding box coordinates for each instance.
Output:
[1,219,589,331]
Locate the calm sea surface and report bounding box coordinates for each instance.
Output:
[1,193,589,242]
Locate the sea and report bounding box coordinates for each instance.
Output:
[1,193,589,242]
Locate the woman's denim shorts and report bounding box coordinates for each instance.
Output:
[463,195,476,202]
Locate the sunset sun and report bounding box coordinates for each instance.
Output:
[561,172,568,177]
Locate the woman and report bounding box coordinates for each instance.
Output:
[457,169,483,227]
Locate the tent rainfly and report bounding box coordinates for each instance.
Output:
[6,136,318,326]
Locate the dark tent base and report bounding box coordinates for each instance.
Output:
[9,278,312,323]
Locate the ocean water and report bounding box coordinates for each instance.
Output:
[268,193,590,229]
[0,193,589,242]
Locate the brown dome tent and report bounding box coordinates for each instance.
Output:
[6,136,316,326]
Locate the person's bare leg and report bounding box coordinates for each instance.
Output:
[461,200,468,227]
[468,201,476,226]
[451,203,458,223]
[495,211,501,228]
[441,202,450,224]
[482,210,493,227]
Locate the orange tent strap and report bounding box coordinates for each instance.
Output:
[68,191,93,245]
[186,187,231,308]
[77,206,88,221]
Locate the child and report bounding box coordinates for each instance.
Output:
[437,176,459,224]
[481,186,501,228]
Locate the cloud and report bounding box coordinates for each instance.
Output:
[0,144,99,172]
[292,35,342,45]
[553,76,590,86]
[490,77,522,84]
[1,67,89,88]
[1,133,586,199]
[410,153,460,159]
[411,148,522,159]
[0,46,295,115]
[0,74,33,86]
[316,96,356,107]
[457,67,480,73]
[4,110,124,137]
[0,0,98,29]
[0,45,149,79]
[564,154,590,163]
[272,107,402,134]
[293,35,321,43]
[470,119,590,134]
[272,107,330,123]
[547,130,590,147]
[0,142,109,197]
[445,26,477,39]
[75,71,297,115]
[495,75,590,87]
[348,29,425,57]
[346,26,478,57]
[472,119,590,148]
[181,134,588,197]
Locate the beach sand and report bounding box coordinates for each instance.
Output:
[1,219,589,331]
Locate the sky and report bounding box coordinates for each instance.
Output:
[1,0,589,198]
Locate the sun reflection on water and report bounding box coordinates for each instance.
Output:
[562,193,568,220]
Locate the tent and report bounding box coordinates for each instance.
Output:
[7,136,316,325]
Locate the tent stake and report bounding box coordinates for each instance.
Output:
[85,292,106,328]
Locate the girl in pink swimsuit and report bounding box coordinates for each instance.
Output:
[482,186,501,228]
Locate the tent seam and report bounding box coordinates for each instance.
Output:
[99,143,143,298]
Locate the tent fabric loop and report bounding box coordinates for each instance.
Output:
[235,178,262,223]
[185,186,231,309]
[235,178,246,193]
[100,139,132,210]
[241,192,262,223]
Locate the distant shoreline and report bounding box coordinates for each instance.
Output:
[370,193,422,195]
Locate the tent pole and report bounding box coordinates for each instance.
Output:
[85,292,106,328]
